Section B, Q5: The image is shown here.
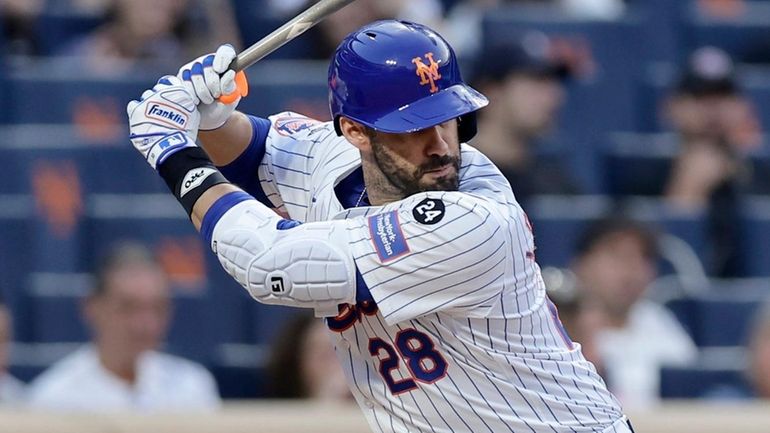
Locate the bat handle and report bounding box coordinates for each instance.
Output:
[218,70,249,104]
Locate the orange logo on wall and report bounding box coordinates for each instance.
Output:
[32,160,83,238]
[156,236,207,292]
[698,0,745,18]
[72,96,122,143]
[412,52,442,93]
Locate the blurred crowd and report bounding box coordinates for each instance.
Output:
[2,0,770,414]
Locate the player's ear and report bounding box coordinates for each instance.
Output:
[339,117,371,151]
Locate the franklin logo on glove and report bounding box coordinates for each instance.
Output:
[146,103,188,128]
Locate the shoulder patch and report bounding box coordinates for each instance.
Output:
[368,210,410,262]
[273,115,322,136]
[412,198,445,225]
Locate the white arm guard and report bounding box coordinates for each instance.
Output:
[211,200,356,317]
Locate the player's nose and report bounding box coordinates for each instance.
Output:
[422,125,450,157]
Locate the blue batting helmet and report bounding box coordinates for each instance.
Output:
[328,20,488,143]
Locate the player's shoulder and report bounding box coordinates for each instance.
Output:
[374,191,509,244]
[359,191,511,274]
[394,190,503,223]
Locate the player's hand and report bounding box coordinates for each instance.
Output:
[127,75,200,170]
[177,44,243,131]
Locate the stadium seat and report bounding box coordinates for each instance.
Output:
[696,298,761,347]
[2,73,146,125]
[738,197,770,277]
[3,61,329,125]
[600,133,677,196]
[526,195,708,269]
[0,201,34,341]
[24,273,91,343]
[666,290,766,348]
[34,10,103,56]
[660,365,748,399]
[525,195,610,268]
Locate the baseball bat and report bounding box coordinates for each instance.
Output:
[219,0,359,103]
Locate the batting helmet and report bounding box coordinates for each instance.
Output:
[328,20,488,143]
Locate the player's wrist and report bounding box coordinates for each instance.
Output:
[157,147,229,216]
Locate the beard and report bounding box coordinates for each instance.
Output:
[370,135,461,197]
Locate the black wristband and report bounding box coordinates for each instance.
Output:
[158,147,228,216]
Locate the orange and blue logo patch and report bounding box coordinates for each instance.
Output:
[368,210,410,262]
[412,52,442,93]
[274,115,322,136]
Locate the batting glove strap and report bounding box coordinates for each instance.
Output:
[158,147,229,216]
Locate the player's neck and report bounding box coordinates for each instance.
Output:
[360,160,404,206]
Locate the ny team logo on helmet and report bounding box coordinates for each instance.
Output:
[412,52,442,93]
[328,20,488,143]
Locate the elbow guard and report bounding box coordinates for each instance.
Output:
[211,200,356,317]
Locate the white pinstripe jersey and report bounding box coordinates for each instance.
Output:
[252,112,629,433]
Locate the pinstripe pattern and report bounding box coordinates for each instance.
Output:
[259,113,626,432]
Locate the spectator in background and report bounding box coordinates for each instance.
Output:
[265,313,351,401]
[470,31,581,205]
[444,0,624,58]
[291,0,444,59]
[26,242,220,412]
[746,302,770,399]
[662,46,765,276]
[570,217,697,409]
[0,299,24,404]
[59,0,240,75]
[0,0,44,55]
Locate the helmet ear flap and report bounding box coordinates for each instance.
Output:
[457,112,478,143]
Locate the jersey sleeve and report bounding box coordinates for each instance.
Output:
[346,191,511,325]
[219,111,350,221]
[261,112,353,221]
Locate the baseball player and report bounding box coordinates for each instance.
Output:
[127,20,634,433]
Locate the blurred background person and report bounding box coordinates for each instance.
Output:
[0,297,24,404]
[0,0,44,55]
[444,0,625,58]
[25,242,220,412]
[470,31,581,205]
[745,301,770,399]
[282,0,444,60]
[570,217,698,408]
[57,0,240,75]
[662,46,765,276]
[265,313,351,401]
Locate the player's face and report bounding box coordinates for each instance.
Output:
[369,119,462,197]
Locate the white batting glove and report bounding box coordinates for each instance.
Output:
[127,75,201,170]
[177,44,240,131]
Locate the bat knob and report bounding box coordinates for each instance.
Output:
[219,71,249,104]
